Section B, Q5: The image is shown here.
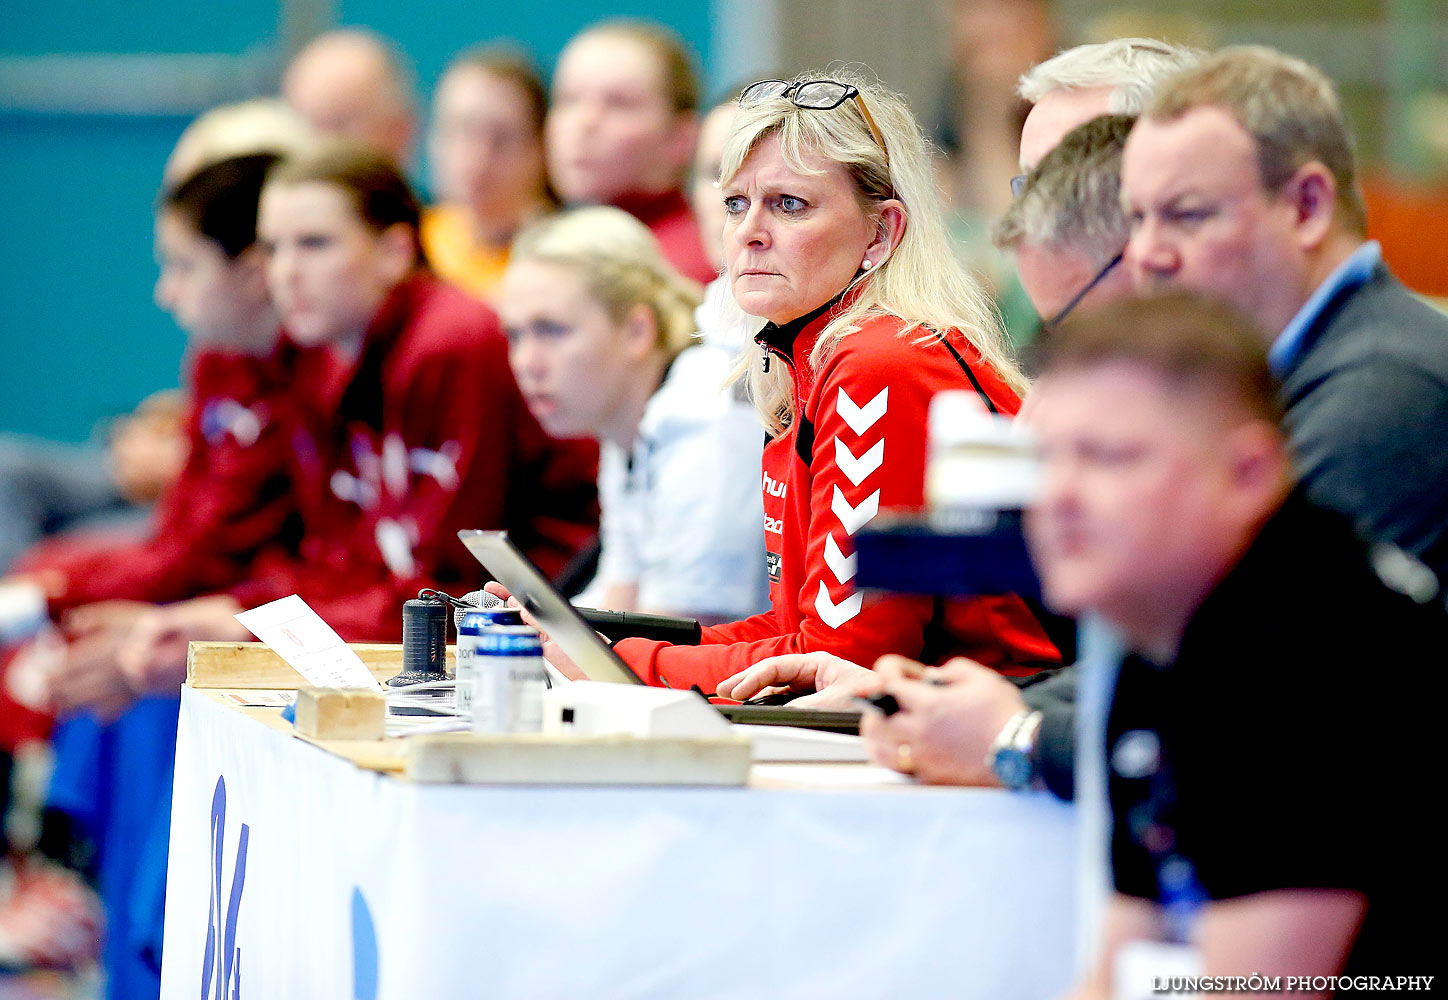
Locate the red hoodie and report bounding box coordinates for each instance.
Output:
[26,344,296,613]
[231,273,598,640]
[2,345,297,750]
[611,189,717,285]
[615,298,1060,692]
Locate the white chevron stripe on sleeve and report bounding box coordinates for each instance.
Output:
[837,386,888,435]
[835,437,884,486]
[822,533,858,584]
[815,581,863,628]
[831,486,880,535]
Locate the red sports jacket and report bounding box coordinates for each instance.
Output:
[26,344,297,613]
[616,299,1060,692]
[2,345,297,750]
[231,273,598,640]
[611,189,717,286]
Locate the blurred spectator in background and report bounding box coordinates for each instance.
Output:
[282,28,417,167]
[936,0,1057,223]
[1122,45,1448,588]
[931,0,1056,350]
[0,397,185,576]
[10,143,596,999]
[501,207,768,622]
[103,142,596,697]
[690,88,743,275]
[1,103,310,992]
[18,154,298,654]
[546,20,715,284]
[163,97,315,185]
[24,152,292,969]
[423,47,555,303]
[0,100,315,580]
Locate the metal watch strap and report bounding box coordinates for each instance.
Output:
[987,709,1043,790]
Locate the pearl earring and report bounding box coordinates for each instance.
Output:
[861,259,873,270]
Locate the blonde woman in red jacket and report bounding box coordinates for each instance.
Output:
[526,72,1062,695]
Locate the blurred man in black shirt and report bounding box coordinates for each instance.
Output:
[1028,294,1442,998]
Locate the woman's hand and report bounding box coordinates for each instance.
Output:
[42,626,139,721]
[482,581,587,681]
[715,651,881,708]
[62,600,156,639]
[116,595,248,695]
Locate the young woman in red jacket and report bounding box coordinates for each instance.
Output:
[111,143,598,695]
[8,150,300,726]
[513,73,1061,696]
[0,136,301,986]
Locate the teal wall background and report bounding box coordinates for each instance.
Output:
[0,1,712,442]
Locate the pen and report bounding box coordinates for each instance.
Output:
[857,672,950,717]
[860,692,901,716]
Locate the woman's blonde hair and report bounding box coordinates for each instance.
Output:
[720,68,1027,434]
[509,206,702,357]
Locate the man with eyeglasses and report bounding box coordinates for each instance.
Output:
[1121,46,1448,588]
[993,114,1134,329]
[997,40,1201,345]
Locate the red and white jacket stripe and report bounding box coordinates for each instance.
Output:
[615,298,1061,692]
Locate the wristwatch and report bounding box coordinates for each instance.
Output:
[987,709,1043,791]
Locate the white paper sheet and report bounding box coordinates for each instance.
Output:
[233,594,381,690]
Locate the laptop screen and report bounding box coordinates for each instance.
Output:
[457,530,645,686]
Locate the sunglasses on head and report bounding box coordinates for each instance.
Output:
[739,79,889,157]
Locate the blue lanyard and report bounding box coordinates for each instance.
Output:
[1140,734,1207,944]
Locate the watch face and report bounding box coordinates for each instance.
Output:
[993,748,1033,790]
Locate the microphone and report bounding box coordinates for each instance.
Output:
[571,607,702,646]
[455,589,502,631]
[389,596,449,688]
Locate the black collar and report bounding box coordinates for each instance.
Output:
[754,292,846,357]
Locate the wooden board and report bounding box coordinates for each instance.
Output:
[405,732,752,786]
[187,640,454,689]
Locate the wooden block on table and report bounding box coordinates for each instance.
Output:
[187,641,455,689]
[405,733,752,786]
[294,687,387,740]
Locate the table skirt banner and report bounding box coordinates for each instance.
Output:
[162,688,1079,999]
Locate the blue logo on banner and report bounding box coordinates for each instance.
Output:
[202,775,249,999]
[352,888,379,1000]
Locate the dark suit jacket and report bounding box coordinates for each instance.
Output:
[1281,263,1448,584]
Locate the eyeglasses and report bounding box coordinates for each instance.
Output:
[1044,251,1124,328]
[739,79,889,157]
